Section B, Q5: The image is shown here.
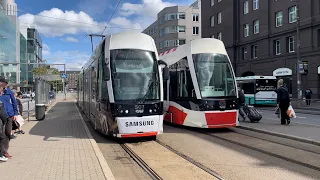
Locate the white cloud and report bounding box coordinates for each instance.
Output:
[18,8,106,37]
[42,44,50,56]
[45,50,89,71]
[120,0,176,18]
[61,36,79,43]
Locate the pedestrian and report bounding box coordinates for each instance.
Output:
[0,91,8,162]
[31,91,35,102]
[238,87,247,121]
[0,77,19,158]
[14,92,25,135]
[276,79,291,125]
[305,87,312,106]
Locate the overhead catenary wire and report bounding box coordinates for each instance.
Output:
[100,0,123,35]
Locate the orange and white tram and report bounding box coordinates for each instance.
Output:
[159,38,239,128]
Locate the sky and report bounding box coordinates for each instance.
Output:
[15,0,194,71]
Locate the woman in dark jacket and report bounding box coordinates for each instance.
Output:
[276,79,291,125]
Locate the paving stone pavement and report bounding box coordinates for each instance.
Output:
[0,100,108,180]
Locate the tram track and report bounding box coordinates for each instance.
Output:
[120,143,163,180]
[200,128,320,172]
[120,139,224,180]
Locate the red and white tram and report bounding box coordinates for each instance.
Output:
[160,38,239,128]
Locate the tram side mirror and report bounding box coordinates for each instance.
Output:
[158,60,169,81]
[163,67,169,81]
[103,66,110,81]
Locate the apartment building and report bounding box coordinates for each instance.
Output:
[60,71,80,90]
[143,1,201,53]
[202,0,320,98]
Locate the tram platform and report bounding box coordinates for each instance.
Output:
[239,117,320,146]
[0,95,115,180]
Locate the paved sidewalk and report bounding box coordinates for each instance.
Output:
[0,98,114,180]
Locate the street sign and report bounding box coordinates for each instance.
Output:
[61,73,68,79]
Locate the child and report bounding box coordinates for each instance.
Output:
[14,92,24,135]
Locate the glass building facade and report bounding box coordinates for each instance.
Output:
[27,28,42,84]
[20,33,27,84]
[0,10,18,84]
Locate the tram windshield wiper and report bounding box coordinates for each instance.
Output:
[138,79,158,103]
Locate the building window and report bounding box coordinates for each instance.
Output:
[244,24,249,37]
[317,29,320,47]
[244,1,249,14]
[210,16,215,27]
[179,40,186,45]
[193,14,199,22]
[211,0,214,6]
[275,40,281,55]
[252,45,257,59]
[218,32,222,40]
[288,36,295,53]
[193,27,199,35]
[178,26,185,32]
[178,13,185,19]
[289,6,297,23]
[242,47,247,60]
[253,0,259,10]
[276,11,283,27]
[211,34,215,38]
[254,20,259,34]
[160,42,163,49]
[218,12,222,24]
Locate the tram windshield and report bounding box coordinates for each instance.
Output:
[110,49,160,101]
[192,53,236,98]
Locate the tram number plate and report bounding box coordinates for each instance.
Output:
[135,105,145,113]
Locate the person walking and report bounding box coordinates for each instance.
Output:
[238,87,247,121]
[305,87,312,106]
[14,92,25,134]
[276,79,291,125]
[31,91,35,102]
[0,77,19,158]
[0,94,8,162]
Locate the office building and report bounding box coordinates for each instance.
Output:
[143,1,201,53]
[201,0,320,98]
[60,71,80,90]
[27,28,43,84]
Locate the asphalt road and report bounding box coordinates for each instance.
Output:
[255,108,320,127]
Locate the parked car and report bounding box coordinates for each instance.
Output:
[22,93,31,99]
[49,91,56,99]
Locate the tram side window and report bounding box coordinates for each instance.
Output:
[169,71,178,100]
[242,83,255,94]
[178,70,195,98]
[91,66,97,100]
[99,53,109,101]
[163,80,168,100]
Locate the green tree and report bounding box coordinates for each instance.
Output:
[31,66,60,76]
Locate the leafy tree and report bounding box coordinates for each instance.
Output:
[31,66,60,76]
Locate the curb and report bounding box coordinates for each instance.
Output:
[238,125,320,146]
[75,103,116,180]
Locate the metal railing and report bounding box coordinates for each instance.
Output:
[21,97,56,122]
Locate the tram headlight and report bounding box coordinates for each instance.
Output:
[125,110,129,114]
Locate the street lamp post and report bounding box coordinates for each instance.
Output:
[295,0,302,107]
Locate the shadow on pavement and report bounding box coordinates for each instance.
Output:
[28,102,87,141]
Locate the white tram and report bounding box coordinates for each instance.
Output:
[159,38,239,128]
[78,32,169,138]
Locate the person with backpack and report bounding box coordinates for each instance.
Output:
[238,87,247,121]
[276,79,291,125]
